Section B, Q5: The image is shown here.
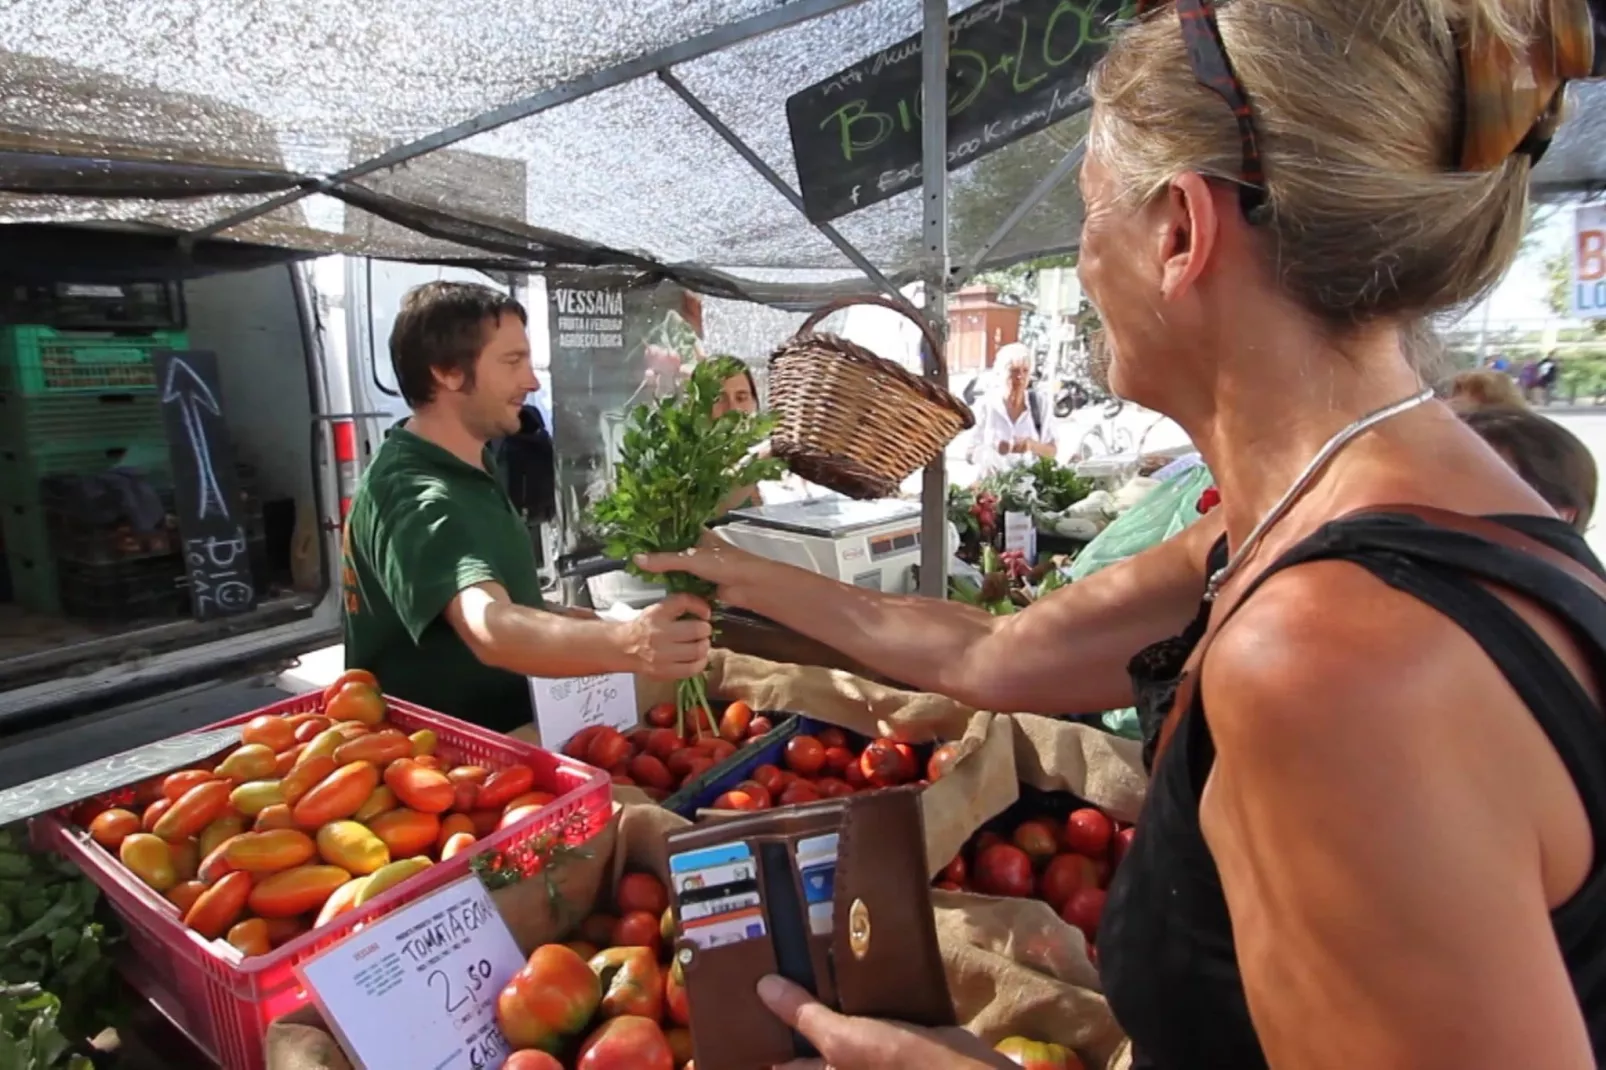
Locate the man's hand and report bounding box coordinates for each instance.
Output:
[758,976,1012,1070]
[619,592,713,680]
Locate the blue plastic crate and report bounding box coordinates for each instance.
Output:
[661,716,934,816]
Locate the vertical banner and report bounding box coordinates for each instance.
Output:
[1571,204,1606,320]
[546,272,699,559]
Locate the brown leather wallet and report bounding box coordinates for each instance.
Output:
[665,787,956,1070]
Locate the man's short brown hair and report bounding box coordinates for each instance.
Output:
[1463,406,1597,532]
[389,282,527,407]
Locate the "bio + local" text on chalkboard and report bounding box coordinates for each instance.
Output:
[786,0,1132,223]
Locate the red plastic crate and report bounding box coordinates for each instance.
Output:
[32,692,611,1070]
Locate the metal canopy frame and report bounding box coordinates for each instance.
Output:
[175,0,1090,600]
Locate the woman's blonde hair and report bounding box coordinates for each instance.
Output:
[1447,368,1530,411]
[1088,1,1553,330]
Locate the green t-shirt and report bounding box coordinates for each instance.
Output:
[342,425,544,733]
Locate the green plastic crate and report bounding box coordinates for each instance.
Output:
[0,441,173,508]
[1,502,58,614]
[0,391,166,455]
[0,326,187,397]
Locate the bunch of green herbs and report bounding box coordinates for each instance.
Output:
[591,356,784,736]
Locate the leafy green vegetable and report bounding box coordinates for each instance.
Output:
[0,828,123,1049]
[0,984,93,1069]
[591,356,785,735]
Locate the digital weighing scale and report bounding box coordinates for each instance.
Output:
[716,498,925,593]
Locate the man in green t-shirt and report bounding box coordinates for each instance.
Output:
[341,281,710,733]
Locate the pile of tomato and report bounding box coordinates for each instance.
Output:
[561,701,774,802]
[703,726,960,811]
[74,671,557,958]
[494,871,691,1069]
[934,802,1136,957]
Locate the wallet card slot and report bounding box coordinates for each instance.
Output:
[677,934,791,1070]
[758,841,820,1060]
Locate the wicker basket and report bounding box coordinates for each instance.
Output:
[768,295,974,499]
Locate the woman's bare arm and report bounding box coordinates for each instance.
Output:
[639,509,1220,714]
[1199,564,1595,1070]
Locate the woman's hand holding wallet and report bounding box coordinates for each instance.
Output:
[757,974,1017,1070]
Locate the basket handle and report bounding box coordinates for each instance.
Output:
[795,294,950,381]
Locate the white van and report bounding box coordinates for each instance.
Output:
[0,256,538,728]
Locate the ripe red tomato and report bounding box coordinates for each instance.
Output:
[749,764,786,795]
[576,1015,674,1070]
[927,742,963,782]
[678,756,715,786]
[816,727,848,750]
[645,729,681,761]
[1112,826,1137,868]
[496,945,602,1053]
[822,746,855,777]
[939,855,967,886]
[503,1051,565,1070]
[612,911,664,955]
[586,729,633,772]
[1059,887,1107,940]
[1063,809,1114,858]
[842,760,868,789]
[645,703,679,729]
[1038,854,1098,911]
[627,755,673,791]
[616,873,669,918]
[665,749,702,779]
[1011,820,1059,868]
[858,739,915,788]
[974,844,1035,898]
[778,780,821,807]
[813,776,853,798]
[747,716,773,739]
[784,736,827,777]
[703,738,737,763]
[973,830,1005,855]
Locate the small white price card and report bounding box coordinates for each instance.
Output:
[1004,511,1037,563]
[296,875,525,1070]
[529,672,637,751]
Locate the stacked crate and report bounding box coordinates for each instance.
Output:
[0,325,186,617]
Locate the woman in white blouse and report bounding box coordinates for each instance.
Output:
[968,342,1056,477]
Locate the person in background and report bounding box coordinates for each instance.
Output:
[340,282,711,734]
[968,342,1056,477]
[1464,406,1596,533]
[642,0,1606,1065]
[1446,368,1528,413]
[712,364,764,514]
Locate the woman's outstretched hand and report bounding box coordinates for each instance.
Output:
[635,531,760,604]
[757,975,1015,1070]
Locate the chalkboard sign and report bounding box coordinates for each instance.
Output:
[786,0,1132,223]
[0,725,242,826]
[154,350,258,621]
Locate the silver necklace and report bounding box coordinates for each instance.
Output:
[1203,385,1436,602]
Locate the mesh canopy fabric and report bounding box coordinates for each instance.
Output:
[0,0,1601,299]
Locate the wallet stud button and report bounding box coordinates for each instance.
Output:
[677,948,693,967]
[848,899,871,960]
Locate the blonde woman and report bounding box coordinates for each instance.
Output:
[968,342,1057,477]
[644,1,1606,1066]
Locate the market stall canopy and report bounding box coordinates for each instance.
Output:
[1,0,1603,302]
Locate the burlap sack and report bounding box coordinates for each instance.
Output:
[707,648,977,742]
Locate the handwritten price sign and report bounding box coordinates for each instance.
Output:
[296,875,526,1070]
[529,672,638,751]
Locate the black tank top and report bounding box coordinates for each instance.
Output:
[1099,511,1606,1068]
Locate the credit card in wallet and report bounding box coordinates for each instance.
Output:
[794,832,839,935]
[670,842,768,949]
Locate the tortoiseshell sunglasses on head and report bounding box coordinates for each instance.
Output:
[1132,0,1268,220]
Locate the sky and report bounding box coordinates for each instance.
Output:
[1455,203,1575,330]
